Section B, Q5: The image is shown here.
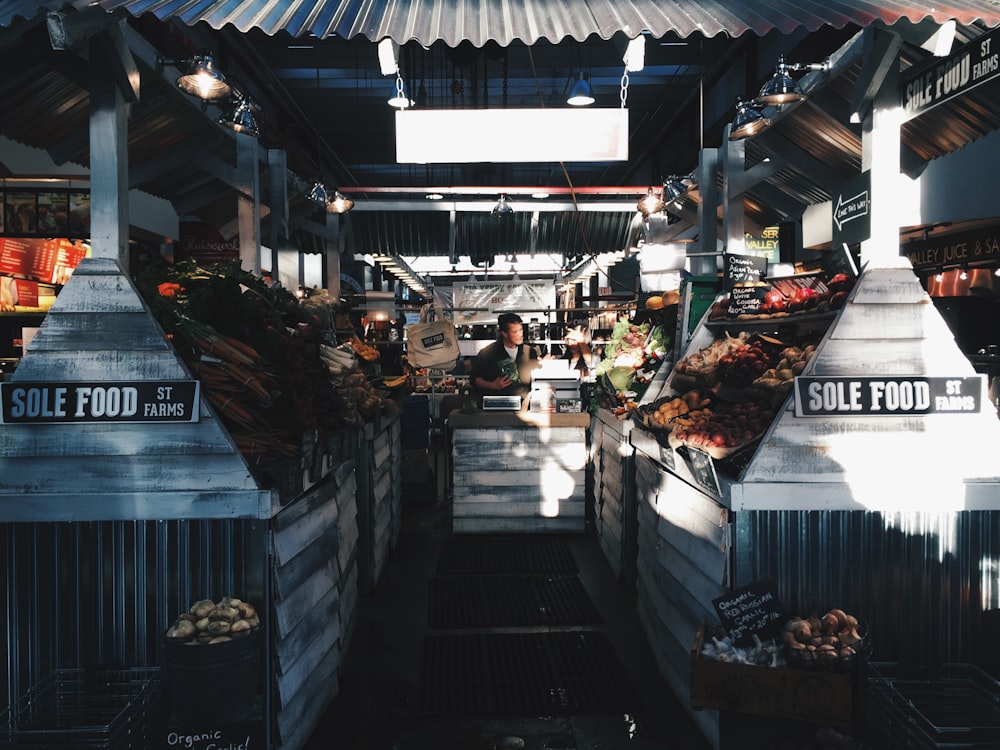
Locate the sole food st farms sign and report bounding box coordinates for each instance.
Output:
[901,26,1000,119]
[794,376,985,417]
[2,381,200,424]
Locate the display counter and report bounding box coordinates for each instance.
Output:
[625,264,1000,749]
[448,411,590,534]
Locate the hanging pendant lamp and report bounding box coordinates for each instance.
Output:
[327,190,355,214]
[567,72,595,106]
[175,51,232,101]
[637,187,665,218]
[219,97,259,136]
[729,98,770,140]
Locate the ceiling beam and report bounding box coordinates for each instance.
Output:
[130,138,206,188]
[749,129,846,192]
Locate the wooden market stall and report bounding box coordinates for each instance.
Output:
[627,263,1000,748]
[0,258,401,750]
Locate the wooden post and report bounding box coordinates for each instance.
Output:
[860,32,903,269]
[325,212,342,299]
[236,132,260,274]
[88,25,132,268]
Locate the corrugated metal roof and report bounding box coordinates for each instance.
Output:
[5,0,1000,44]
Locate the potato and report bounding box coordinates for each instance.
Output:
[206,620,231,636]
[190,599,216,619]
[211,606,240,623]
[166,619,197,640]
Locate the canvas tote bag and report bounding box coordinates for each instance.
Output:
[406,303,459,371]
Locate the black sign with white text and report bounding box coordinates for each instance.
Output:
[713,580,786,647]
[793,376,984,417]
[832,171,871,247]
[723,253,768,291]
[1,381,200,424]
[901,26,1000,119]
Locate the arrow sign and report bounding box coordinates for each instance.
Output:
[834,189,869,231]
[832,171,871,246]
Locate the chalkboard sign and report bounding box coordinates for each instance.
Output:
[686,446,721,497]
[725,285,766,318]
[161,718,264,750]
[712,579,787,647]
[658,443,675,471]
[724,253,768,291]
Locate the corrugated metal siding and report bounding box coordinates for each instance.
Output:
[733,510,1000,665]
[6,0,1000,45]
[0,519,266,715]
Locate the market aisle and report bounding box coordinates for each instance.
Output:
[302,492,713,750]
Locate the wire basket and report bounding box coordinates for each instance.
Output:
[867,662,1000,750]
[0,668,160,750]
[784,619,871,673]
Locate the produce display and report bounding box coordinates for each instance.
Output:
[708,272,855,323]
[639,327,823,460]
[782,608,865,669]
[666,399,776,458]
[696,607,864,672]
[592,313,673,414]
[164,596,260,645]
[134,259,400,474]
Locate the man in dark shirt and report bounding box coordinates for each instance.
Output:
[470,313,543,399]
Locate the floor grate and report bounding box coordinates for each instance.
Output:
[427,574,602,629]
[418,631,636,717]
[435,536,577,575]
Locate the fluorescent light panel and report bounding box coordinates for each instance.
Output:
[396,108,629,163]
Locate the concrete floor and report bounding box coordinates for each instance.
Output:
[302,494,715,750]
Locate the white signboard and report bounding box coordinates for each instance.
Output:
[396,108,629,163]
[452,281,556,325]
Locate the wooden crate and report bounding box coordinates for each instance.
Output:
[690,624,854,729]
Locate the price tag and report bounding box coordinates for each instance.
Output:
[712,579,787,647]
[686,446,720,496]
[658,443,675,471]
[724,253,768,291]
[725,285,766,317]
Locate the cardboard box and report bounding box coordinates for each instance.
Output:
[690,625,854,729]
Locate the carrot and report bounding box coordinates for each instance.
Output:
[223,336,263,363]
[206,391,257,429]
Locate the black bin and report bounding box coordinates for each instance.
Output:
[161,627,262,725]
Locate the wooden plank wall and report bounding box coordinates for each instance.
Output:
[361,415,402,588]
[271,458,359,750]
[590,410,636,581]
[634,451,729,749]
[452,424,587,534]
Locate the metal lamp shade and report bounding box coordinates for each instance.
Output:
[220,99,259,136]
[306,182,329,206]
[567,73,595,106]
[729,99,770,140]
[388,82,413,109]
[636,187,665,218]
[757,69,806,106]
[491,194,515,218]
[176,53,232,101]
[662,176,692,202]
[327,191,355,214]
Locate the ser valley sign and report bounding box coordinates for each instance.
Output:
[794,376,985,417]
[1,381,200,424]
